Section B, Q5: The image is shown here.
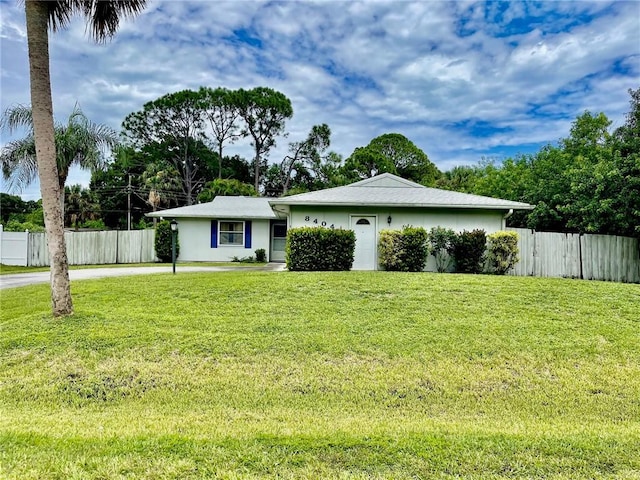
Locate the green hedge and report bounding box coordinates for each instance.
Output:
[378,226,428,272]
[452,229,486,274]
[286,227,355,271]
[155,220,180,263]
[487,231,520,274]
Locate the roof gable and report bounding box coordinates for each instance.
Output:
[348,173,424,189]
[270,173,533,210]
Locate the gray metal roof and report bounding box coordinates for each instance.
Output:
[146,196,277,219]
[270,173,534,210]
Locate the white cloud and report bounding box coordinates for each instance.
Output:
[1,0,638,201]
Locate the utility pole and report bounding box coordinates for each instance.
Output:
[127,174,132,231]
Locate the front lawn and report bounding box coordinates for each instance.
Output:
[1,272,638,478]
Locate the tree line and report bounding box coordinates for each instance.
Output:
[436,88,639,238]
[3,87,638,239]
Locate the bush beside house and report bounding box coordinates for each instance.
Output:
[487,231,520,274]
[428,226,457,272]
[378,227,520,275]
[155,220,179,263]
[286,227,355,271]
[378,226,429,272]
[452,229,487,274]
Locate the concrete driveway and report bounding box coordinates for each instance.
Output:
[0,263,286,290]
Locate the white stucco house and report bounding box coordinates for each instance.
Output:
[147,173,533,270]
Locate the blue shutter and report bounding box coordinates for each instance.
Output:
[211,220,218,248]
[245,221,252,249]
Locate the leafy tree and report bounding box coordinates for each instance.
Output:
[122,89,208,205]
[306,151,348,190]
[613,87,640,158]
[0,193,40,224]
[266,124,331,196]
[197,179,257,203]
[89,146,148,229]
[560,93,640,237]
[435,165,480,193]
[343,133,439,185]
[199,87,244,179]
[440,89,640,237]
[367,133,440,185]
[220,154,253,184]
[21,0,145,316]
[236,87,293,192]
[343,146,396,180]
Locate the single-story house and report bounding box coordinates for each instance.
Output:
[148,173,533,270]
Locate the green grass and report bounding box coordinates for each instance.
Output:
[1,272,639,479]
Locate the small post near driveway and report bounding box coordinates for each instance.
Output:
[170,219,178,274]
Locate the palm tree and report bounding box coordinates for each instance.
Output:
[141,161,182,225]
[23,0,146,316]
[1,103,118,210]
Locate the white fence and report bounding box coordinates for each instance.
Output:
[0,227,156,266]
[2,226,638,283]
[509,228,640,283]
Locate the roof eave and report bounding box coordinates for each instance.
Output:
[270,200,534,210]
[145,212,276,219]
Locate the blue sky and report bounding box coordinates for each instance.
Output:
[1,0,638,201]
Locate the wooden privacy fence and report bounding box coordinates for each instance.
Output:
[0,229,157,267]
[508,228,640,283]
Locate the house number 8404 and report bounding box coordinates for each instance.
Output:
[304,216,333,228]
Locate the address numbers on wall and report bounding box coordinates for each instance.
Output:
[304,216,336,229]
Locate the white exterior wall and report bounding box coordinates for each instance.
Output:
[174,218,272,262]
[289,206,505,232]
[288,206,507,271]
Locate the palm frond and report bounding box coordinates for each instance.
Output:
[0,136,39,192]
[75,0,148,42]
[1,104,34,134]
[44,1,75,33]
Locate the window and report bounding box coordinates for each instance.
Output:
[219,221,244,245]
[356,219,371,225]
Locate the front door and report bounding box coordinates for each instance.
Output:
[351,216,377,270]
[270,222,287,262]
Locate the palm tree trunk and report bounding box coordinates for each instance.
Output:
[25,0,73,316]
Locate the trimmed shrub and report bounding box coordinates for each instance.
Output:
[487,231,520,275]
[255,248,267,263]
[428,226,456,272]
[378,226,428,272]
[378,230,402,271]
[286,227,355,271]
[453,229,486,274]
[155,220,179,263]
[399,226,429,272]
